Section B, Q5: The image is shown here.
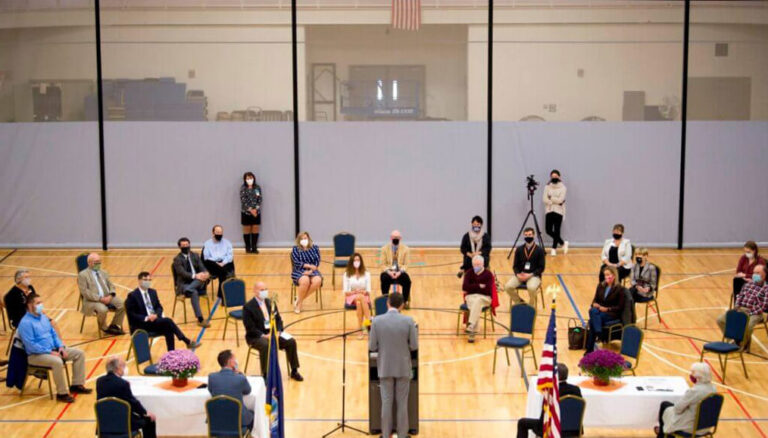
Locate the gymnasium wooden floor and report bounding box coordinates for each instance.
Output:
[0,247,766,438]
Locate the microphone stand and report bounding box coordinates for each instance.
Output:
[317,304,367,437]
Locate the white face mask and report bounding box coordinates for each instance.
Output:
[353,260,361,269]
[245,179,254,185]
[259,289,269,300]
[746,252,755,259]
[300,239,309,248]
[234,360,239,371]
[122,366,129,376]
[21,278,31,287]
[140,280,151,290]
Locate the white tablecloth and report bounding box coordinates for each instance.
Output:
[526,376,689,429]
[125,376,268,437]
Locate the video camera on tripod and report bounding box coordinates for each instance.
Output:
[526,175,539,199]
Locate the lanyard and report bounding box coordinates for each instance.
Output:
[523,244,537,260]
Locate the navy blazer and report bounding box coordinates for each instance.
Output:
[208,368,253,427]
[125,288,164,330]
[96,372,147,430]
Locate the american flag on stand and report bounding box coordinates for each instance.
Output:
[537,302,561,438]
[391,0,421,31]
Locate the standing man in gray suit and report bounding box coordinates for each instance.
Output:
[369,292,418,438]
[208,349,254,430]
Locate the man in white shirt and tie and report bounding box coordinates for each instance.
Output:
[77,253,126,335]
[125,272,200,351]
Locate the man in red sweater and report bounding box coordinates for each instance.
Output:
[462,255,494,343]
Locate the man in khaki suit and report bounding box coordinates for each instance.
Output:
[77,253,125,335]
[379,230,412,306]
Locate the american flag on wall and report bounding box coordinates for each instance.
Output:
[537,305,561,438]
[391,0,421,31]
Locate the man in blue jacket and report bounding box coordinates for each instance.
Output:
[17,292,90,402]
[208,350,254,430]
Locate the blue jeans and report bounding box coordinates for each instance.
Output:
[586,307,614,352]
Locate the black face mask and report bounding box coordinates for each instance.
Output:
[636,257,643,264]
[524,237,534,244]
[551,178,560,184]
[392,238,400,246]
[613,233,623,240]
[180,247,190,255]
[214,234,223,242]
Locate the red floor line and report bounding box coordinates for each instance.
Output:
[651,304,766,437]
[41,338,117,438]
[149,257,165,276]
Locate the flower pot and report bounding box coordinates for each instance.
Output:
[592,376,610,386]
[172,377,188,388]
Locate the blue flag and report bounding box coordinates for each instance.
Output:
[264,316,285,438]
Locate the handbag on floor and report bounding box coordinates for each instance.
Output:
[568,318,586,350]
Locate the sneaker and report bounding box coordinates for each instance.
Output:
[550,248,557,257]
[563,241,569,254]
[56,393,75,403]
[468,332,475,343]
[254,248,260,254]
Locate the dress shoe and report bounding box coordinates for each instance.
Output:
[56,394,75,403]
[197,320,210,328]
[187,340,202,349]
[70,385,92,394]
[108,325,125,335]
[290,371,304,382]
[104,327,123,336]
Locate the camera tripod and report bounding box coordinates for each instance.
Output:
[507,185,546,259]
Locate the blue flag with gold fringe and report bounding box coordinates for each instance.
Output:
[264,315,285,438]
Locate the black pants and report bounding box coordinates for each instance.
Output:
[599,264,631,282]
[657,401,674,438]
[517,417,542,438]
[133,317,188,351]
[380,271,412,303]
[203,261,235,296]
[545,212,565,249]
[132,415,157,438]
[249,336,300,376]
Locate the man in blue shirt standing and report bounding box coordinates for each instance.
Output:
[18,293,90,402]
[202,224,236,296]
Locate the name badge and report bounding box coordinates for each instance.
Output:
[264,322,270,330]
[524,262,531,271]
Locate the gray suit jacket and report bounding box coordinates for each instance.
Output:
[77,268,116,315]
[208,368,253,427]
[662,382,717,433]
[369,309,418,378]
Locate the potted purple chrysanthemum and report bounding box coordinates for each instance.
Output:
[578,349,626,386]
[157,349,200,387]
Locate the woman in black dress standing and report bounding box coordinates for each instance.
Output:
[240,171,262,253]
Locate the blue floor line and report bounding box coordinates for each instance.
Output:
[557,274,585,327]
[195,297,221,344]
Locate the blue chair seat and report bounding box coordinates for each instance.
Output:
[144,364,160,375]
[228,309,243,319]
[497,336,530,348]
[334,260,348,268]
[704,341,739,354]
[459,303,490,312]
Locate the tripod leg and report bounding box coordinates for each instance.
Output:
[507,211,535,259]
[531,211,545,249]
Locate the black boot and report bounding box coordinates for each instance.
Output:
[251,233,260,254]
[243,234,252,253]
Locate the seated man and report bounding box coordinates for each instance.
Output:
[202,224,236,296]
[717,264,767,347]
[461,255,494,344]
[17,292,91,402]
[172,237,211,328]
[5,269,37,329]
[208,350,254,431]
[77,253,126,335]
[517,363,582,438]
[379,230,412,306]
[125,271,200,351]
[242,282,303,381]
[97,357,157,438]
[505,228,546,308]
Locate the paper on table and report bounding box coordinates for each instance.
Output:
[280,332,293,340]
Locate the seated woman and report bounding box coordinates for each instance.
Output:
[291,231,322,314]
[654,362,716,438]
[630,247,658,304]
[457,215,491,278]
[733,240,766,302]
[600,223,633,282]
[342,253,372,338]
[585,265,627,352]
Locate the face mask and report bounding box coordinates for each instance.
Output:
[35,303,44,314]
[259,289,269,300]
[180,247,190,254]
[141,280,152,290]
[613,233,623,240]
[234,360,240,371]
[551,178,560,184]
[300,239,309,247]
[635,257,643,264]
[746,252,754,259]
[21,278,31,287]
[473,266,482,274]
[753,273,763,283]
[92,263,101,271]
[353,260,361,269]
[689,375,697,384]
[472,226,481,233]
[214,234,223,242]
[524,237,534,244]
[122,366,129,376]
[392,238,400,246]
[245,179,254,185]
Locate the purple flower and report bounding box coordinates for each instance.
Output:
[578,350,626,380]
[157,350,200,379]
